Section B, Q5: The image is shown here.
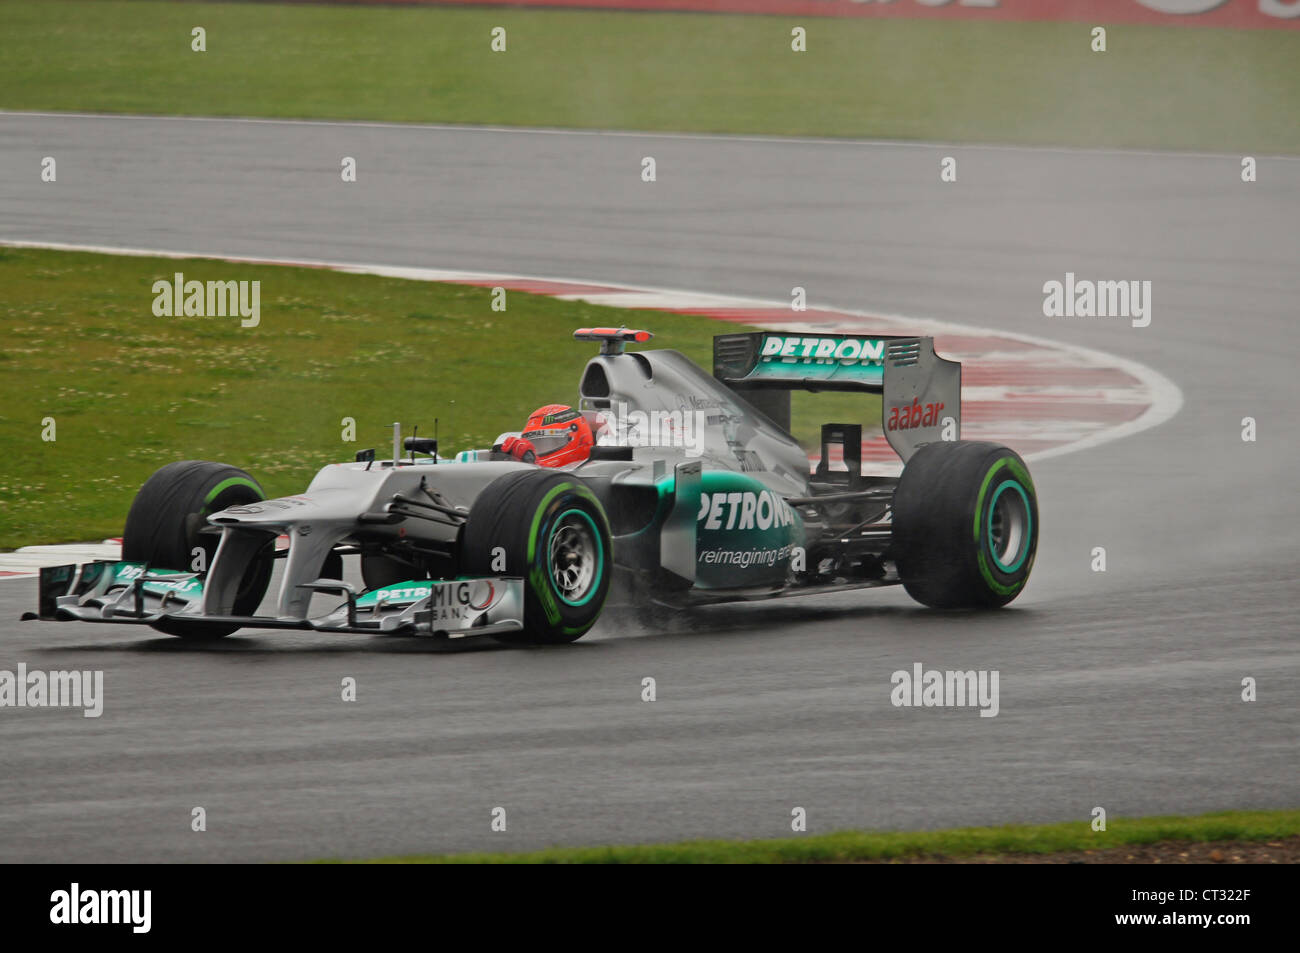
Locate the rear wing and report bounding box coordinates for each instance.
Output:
[712,331,961,464]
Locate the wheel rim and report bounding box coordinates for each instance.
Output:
[987,480,1031,573]
[548,509,602,606]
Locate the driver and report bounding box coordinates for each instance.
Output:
[495,404,595,468]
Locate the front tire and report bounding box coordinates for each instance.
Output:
[122,461,273,639]
[461,470,612,644]
[892,441,1038,608]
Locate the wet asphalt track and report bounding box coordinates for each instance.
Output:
[0,113,1296,862]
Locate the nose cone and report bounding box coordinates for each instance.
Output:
[208,500,283,525]
[209,492,360,528]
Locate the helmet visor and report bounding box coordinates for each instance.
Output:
[522,430,572,457]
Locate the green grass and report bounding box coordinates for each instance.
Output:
[2,0,1298,152]
[0,247,720,547]
[322,809,1300,864]
[0,246,876,549]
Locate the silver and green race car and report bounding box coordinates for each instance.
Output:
[35,327,1039,644]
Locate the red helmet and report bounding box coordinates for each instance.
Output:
[518,404,594,468]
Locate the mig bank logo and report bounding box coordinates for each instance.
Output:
[360,579,497,612]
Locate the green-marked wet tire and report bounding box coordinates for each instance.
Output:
[122,460,274,639]
[892,441,1038,609]
[462,470,612,645]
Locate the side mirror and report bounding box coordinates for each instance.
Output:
[404,437,438,455]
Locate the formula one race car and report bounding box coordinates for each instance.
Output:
[35,327,1038,644]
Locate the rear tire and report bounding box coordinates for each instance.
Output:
[892,441,1038,609]
[462,470,612,644]
[122,461,273,639]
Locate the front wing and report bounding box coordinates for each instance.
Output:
[37,561,525,639]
